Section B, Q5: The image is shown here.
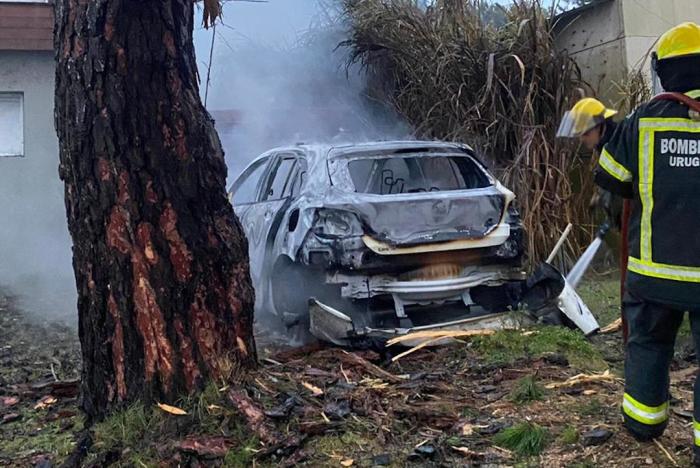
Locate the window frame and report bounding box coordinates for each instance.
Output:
[0,92,24,158]
[229,156,269,206]
[258,151,304,202]
[342,153,492,195]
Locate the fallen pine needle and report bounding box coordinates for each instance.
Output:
[491,445,513,455]
[321,412,331,423]
[254,378,274,394]
[415,439,430,448]
[157,403,187,415]
[452,446,477,456]
[600,318,622,334]
[545,370,619,389]
[302,381,324,396]
[340,365,352,384]
[654,439,678,466]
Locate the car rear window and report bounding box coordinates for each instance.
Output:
[345,155,490,195]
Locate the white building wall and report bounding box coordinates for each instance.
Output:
[621,0,700,76]
[0,50,76,318]
[555,0,700,104]
[553,0,628,103]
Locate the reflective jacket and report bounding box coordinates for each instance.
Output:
[596,90,700,309]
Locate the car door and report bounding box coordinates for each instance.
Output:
[253,152,303,279]
[229,156,270,284]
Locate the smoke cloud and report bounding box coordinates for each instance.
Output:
[193,0,410,180]
[0,51,75,324]
[0,0,407,326]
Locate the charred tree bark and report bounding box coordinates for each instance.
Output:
[54,0,256,420]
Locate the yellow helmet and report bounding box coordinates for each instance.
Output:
[557,98,618,138]
[656,22,700,61]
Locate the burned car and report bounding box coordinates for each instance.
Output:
[229,141,526,345]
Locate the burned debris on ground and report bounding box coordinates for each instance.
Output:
[1,280,697,467]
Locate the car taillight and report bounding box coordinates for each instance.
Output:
[312,209,364,237]
[505,201,521,224]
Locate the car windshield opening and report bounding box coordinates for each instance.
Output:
[344,155,490,195]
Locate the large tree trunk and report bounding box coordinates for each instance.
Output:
[54,0,256,421]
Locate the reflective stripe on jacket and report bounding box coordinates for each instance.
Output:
[597,90,700,309]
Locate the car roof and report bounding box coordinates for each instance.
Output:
[253,140,476,164]
[230,140,490,198]
[235,140,484,184]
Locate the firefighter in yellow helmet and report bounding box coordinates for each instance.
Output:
[557,97,619,151]
[594,22,700,460]
[558,98,623,226]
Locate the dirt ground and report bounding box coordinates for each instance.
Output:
[1,274,698,467]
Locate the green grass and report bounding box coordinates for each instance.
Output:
[579,274,694,350]
[577,277,619,327]
[472,326,606,370]
[559,426,578,445]
[223,445,258,467]
[88,381,258,465]
[0,410,82,460]
[577,398,603,417]
[493,422,549,457]
[92,403,162,450]
[509,375,545,404]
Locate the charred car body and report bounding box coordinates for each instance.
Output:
[229,141,527,345]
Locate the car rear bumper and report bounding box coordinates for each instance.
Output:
[309,298,521,347]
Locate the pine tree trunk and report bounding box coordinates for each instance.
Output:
[54,0,256,421]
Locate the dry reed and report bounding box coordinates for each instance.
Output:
[342,0,598,262]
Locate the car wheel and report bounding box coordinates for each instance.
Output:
[267,257,321,344]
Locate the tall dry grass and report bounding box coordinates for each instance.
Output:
[342,0,598,262]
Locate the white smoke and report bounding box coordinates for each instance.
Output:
[193,0,410,180]
[0,0,408,327]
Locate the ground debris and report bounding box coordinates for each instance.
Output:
[175,436,231,457]
[3,279,698,466]
[581,427,613,446]
[545,370,620,389]
[387,329,497,362]
[1,413,21,425]
[600,317,623,334]
[157,402,188,415]
[264,395,299,419]
[371,453,391,465]
[0,396,19,408]
[33,395,58,410]
[228,388,278,445]
[29,379,79,398]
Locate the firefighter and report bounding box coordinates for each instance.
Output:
[594,21,700,458]
[558,98,623,225]
[557,97,619,152]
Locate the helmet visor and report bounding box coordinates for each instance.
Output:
[556,110,602,138]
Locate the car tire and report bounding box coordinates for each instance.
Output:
[267,256,321,344]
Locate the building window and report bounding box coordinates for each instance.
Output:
[0,93,24,158]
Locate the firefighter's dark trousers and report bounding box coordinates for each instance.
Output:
[622,291,700,456]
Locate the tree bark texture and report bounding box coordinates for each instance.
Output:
[54,0,256,420]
